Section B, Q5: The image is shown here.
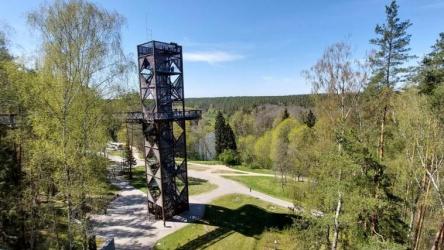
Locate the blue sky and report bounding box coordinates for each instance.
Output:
[1,0,444,97]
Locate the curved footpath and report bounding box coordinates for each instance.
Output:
[92,155,295,250]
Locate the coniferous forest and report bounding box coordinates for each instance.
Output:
[1,0,444,249]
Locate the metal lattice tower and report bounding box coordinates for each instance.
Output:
[136,41,201,220]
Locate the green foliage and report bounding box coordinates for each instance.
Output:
[1,0,444,248]
[338,129,407,244]
[418,33,444,95]
[253,131,273,168]
[417,33,444,124]
[282,108,290,120]
[303,109,316,128]
[124,143,137,179]
[218,149,240,166]
[237,135,256,165]
[186,109,217,160]
[270,118,301,179]
[0,130,25,248]
[430,84,444,123]
[229,110,255,137]
[214,111,237,157]
[215,111,225,156]
[225,124,237,151]
[0,1,131,248]
[370,0,414,87]
[288,126,317,181]
[187,95,313,114]
[0,31,12,62]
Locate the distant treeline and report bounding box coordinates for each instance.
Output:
[186,94,314,113]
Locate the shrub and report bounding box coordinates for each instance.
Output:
[218,149,240,166]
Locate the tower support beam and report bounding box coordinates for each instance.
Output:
[136,41,200,220]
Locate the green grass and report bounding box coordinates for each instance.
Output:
[232,165,275,175]
[130,166,217,196]
[189,160,223,165]
[189,160,275,175]
[188,178,218,196]
[154,194,300,250]
[211,170,247,175]
[129,167,149,193]
[222,175,304,202]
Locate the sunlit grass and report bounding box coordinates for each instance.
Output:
[154,194,299,250]
[222,175,304,202]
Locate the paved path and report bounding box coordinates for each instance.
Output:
[92,154,295,250]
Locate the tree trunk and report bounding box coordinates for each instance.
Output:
[67,167,73,250]
[29,180,37,250]
[378,105,387,160]
[332,192,342,250]
[432,220,444,250]
[412,176,431,250]
[326,225,331,248]
[129,164,133,180]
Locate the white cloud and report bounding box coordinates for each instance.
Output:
[183,51,244,64]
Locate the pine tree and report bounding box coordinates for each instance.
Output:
[370,0,413,88]
[225,123,237,151]
[125,142,136,179]
[215,111,238,156]
[369,0,413,160]
[282,108,290,120]
[417,33,444,124]
[0,31,12,61]
[215,111,226,155]
[303,109,316,128]
[418,33,444,95]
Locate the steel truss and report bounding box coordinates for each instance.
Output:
[134,41,201,220]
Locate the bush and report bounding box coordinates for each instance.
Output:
[218,149,240,166]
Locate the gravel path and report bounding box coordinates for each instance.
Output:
[92,154,295,250]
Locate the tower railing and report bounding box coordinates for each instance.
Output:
[124,110,201,123]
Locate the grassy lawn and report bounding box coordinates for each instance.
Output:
[210,170,247,175]
[189,160,223,165]
[232,165,275,175]
[187,178,218,196]
[154,194,300,250]
[130,167,217,196]
[222,175,304,202]
[189,160,275,175]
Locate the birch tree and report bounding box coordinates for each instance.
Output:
[304,42,367,249]
[26,0,131,247]
[397,90,444,249]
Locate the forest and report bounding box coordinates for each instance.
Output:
[1,0,444,249]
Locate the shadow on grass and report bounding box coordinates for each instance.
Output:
[131,168,208,191]
[174,203,300,250]
[189,177,207,185]
[129,168,147,191]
